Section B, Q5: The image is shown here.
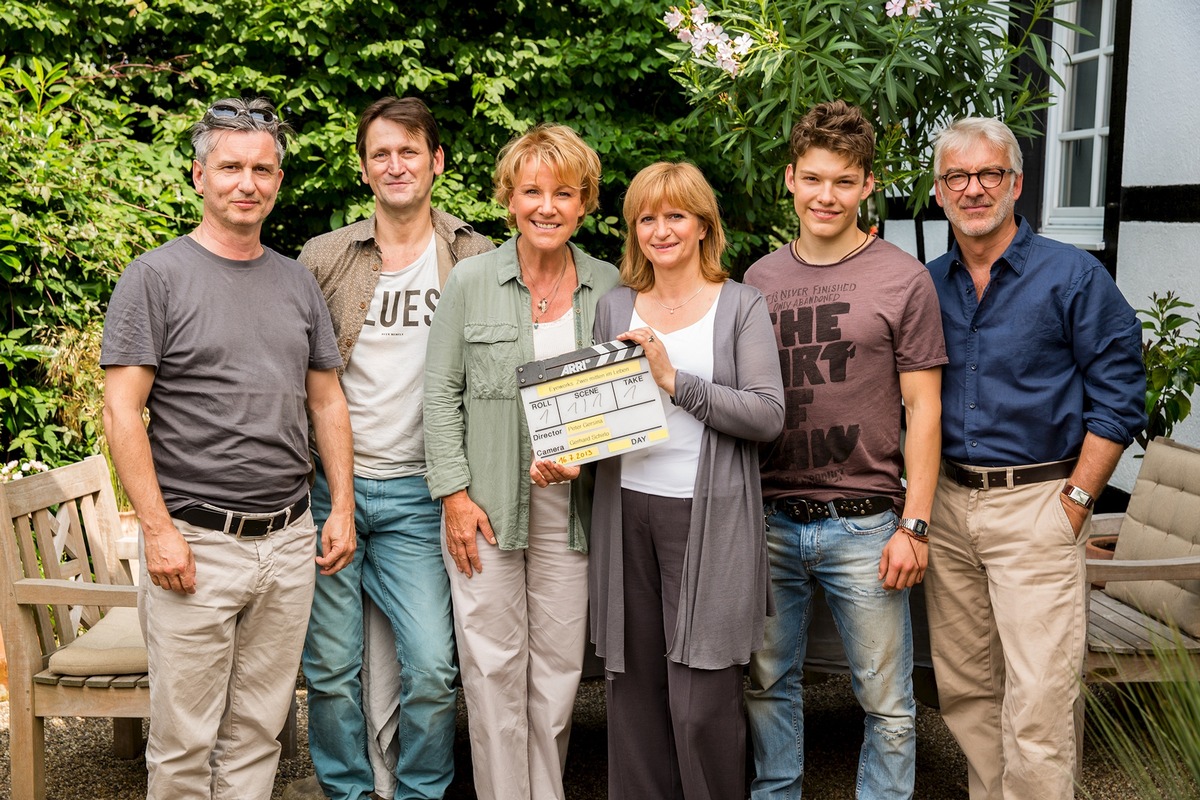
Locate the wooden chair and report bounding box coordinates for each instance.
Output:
[1084,437,1200,683]
[0,455,299,800]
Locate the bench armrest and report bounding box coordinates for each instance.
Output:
[1086,555,1200,583]
[13,579,139,607]
[1088,513,1124,537]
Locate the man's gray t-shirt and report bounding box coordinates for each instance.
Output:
[101,235,342,513]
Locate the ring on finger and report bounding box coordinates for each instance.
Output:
[647,335,655,343]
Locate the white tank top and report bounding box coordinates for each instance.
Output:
[529,307,575,525]
[620,295,719,498]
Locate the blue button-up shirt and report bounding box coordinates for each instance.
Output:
[927,217,1145,466]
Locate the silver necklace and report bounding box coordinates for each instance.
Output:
[652,284,706,315]
[519,246,569,328]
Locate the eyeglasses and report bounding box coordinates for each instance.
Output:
[938,168,1015,191]
[206,103,277,124]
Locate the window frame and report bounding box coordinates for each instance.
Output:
[1040,0,1116,251]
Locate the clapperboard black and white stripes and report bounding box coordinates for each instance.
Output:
[516,339,670,466]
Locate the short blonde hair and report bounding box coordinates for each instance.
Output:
[620,162,728,292]
[493,124,602,228]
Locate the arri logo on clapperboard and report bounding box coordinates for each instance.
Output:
[516,340,670,466]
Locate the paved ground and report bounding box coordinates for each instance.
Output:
[1,673,1138,799]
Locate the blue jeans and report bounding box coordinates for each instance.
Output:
[302,464,457,800]
[746,508,916,800]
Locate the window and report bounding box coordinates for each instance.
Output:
[1040,0,1114,250]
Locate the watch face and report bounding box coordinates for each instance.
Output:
[1065,485,1094,508]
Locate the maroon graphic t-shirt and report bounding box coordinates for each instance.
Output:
[744,237,947,505]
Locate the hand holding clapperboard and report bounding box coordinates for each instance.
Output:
[516,339,670,465]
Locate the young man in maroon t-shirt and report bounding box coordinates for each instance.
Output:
[743,100,946,800]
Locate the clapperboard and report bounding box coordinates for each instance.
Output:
[516,339,670,466]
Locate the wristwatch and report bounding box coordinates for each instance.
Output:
[1062,484,1095,509]
[899,518,929,540]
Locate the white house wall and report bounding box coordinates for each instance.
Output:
[1111,0,1200,491]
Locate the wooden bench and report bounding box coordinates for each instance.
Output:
[0,455,144,800]
[1083,437,1200,684]
[0,455,296,800]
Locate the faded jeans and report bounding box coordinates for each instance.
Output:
[302,464,457,800]
[746,508,916,800]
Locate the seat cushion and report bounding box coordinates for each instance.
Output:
[48,606,148,676]
[1106,438,1200,638]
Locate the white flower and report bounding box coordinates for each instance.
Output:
[733,33,753,56]
[885,0,906,17]
[664,8,685,31]
[717,55,740,77]
[906,0,936,17]
[690,3,709,25]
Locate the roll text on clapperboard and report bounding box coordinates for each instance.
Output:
[516,340,669,466]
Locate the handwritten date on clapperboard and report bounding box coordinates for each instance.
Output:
[516,340,669,466]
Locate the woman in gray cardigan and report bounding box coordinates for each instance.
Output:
[589,162,785,800]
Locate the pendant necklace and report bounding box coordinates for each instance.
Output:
[653,283,706,315]
[520,245,569,328]
[792,231,872,266]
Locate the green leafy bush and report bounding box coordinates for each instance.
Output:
[0,0,802,464]
[659,0,1073,216]
[0,56,191,464]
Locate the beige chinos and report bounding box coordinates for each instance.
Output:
[443,513,588,800]
[140,513,317,800]
[926,472,1089,800]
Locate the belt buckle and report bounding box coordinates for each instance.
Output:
[233,510,278,539]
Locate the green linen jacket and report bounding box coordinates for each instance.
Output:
[423,235,620,552]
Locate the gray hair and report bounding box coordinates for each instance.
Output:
[932,117,1023,176]
[190,97,292,165]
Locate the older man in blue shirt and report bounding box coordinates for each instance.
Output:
[924,117,1145,800]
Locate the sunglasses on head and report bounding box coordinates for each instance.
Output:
[206,103,277,124]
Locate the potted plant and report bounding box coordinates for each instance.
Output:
[1137,291,1200,451]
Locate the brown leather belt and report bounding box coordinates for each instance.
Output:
[176,494,310,538]
[942,459,1075,490]
[769,495,893,523]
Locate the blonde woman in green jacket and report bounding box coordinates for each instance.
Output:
[423,124,619,800]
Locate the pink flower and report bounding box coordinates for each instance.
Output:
[690,3,709,26]
[664,8,685,31]
[733,33,753,56]
[885,0,906,17]
[678,28,694,43]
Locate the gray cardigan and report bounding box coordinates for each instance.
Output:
[589,281,785,672]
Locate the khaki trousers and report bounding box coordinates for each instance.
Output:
[443,515,588,800]
[926,473,1088,800]
[140,512,317,800]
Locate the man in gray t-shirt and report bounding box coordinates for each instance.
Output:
[100,98,355,800]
